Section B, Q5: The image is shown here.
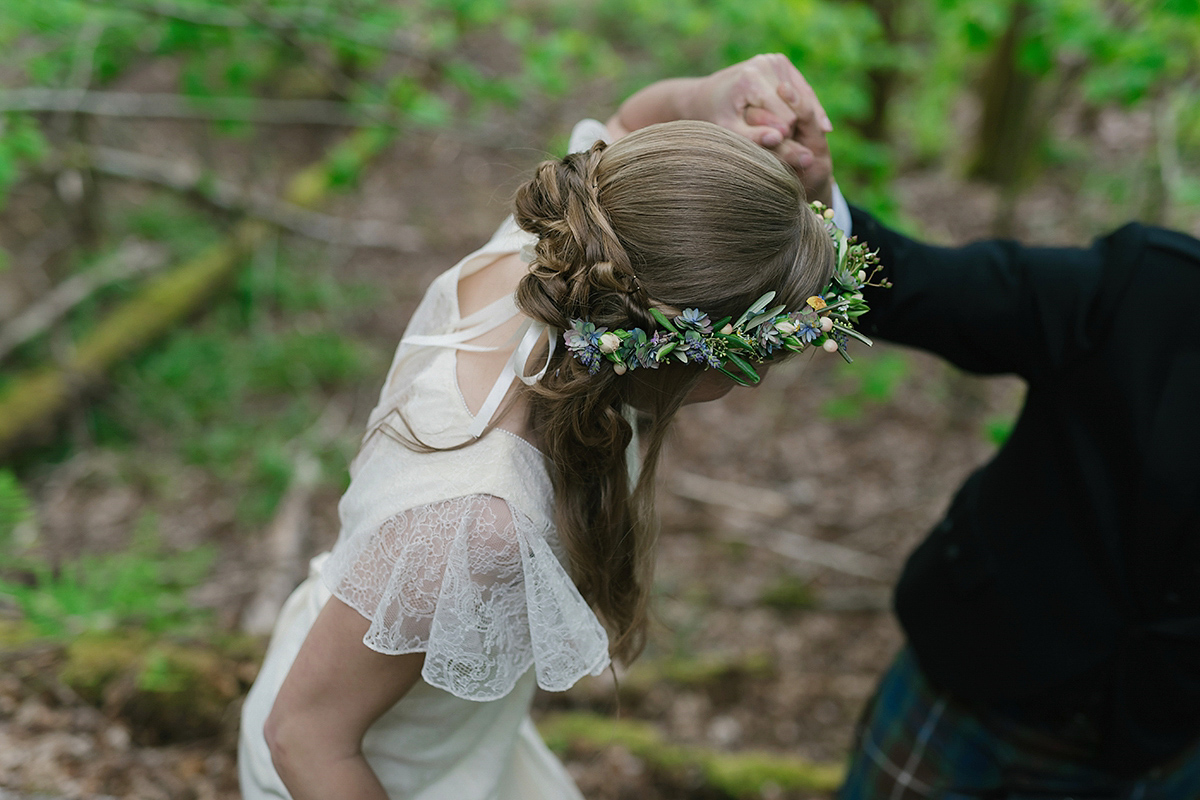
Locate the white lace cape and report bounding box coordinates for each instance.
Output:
[321,124,615,701]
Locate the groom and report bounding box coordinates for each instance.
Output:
[613,57,1200,798]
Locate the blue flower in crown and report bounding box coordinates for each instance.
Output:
[676,308,713,334]
[622,328,659,370]
[791,311,823,344]
[681,330,722,369]
[757,318,785,354]
[564,319,606,375]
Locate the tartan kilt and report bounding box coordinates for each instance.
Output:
[837,648,1200,800]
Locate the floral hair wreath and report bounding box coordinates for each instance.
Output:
[562,201,891,386]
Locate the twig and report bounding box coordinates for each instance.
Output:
[53,16,105,132]
[0,239,169,362]
[239,450,320,636]
[0,128,392,454]
[721,526,895,582]
[240,400,351,635]
[1,89,384,125]
[671,471,792,518]
[670,471,893,580]
[87,145,422,251]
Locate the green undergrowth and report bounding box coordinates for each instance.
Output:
[821,351,910,421]
[77,203,384,525]
[540,711,844,797]
[0,511,215,639]
[759,575,819,612]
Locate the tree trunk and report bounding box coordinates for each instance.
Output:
[969,0,1038,186]
[861,0,900,143]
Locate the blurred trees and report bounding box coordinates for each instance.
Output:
[2,0,1198,235]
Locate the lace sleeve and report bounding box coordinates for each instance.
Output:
[320,494,610,701]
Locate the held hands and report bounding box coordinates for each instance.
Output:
[691,54,836,207]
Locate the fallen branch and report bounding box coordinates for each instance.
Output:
[88,145,422,251]
[0,787,114,800]
[240,400,351,635]
[1,89,384,125]
[732,526,895,582]
[672,471,792,518]
[239,451,320,635]
[0,128,393,454]
[669,471,893,581]
[89,0,430,61]
[0,239,169,362]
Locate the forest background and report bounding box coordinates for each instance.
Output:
[1,0,1198,798]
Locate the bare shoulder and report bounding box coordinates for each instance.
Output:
[453,251,535,440]
[458,252,528,318]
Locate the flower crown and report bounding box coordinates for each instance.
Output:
[563,201,890,386]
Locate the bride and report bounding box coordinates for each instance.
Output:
[238,64,864,800]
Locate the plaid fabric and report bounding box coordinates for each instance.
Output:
[838,648,1200,800]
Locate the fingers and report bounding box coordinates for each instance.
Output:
[766,54,832,133]
[774,139,816,172]
[732,65,796,138]
[745,106,815,170]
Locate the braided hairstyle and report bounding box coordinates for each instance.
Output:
[513,121,834,663]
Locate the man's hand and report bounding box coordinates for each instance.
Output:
[686,54,832,150]
[746,81,834,207]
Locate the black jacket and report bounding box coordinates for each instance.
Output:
[852,206,1200,775]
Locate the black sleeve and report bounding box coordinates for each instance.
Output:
[851,206,1110,380]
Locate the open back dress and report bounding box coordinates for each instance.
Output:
[238,122,615,800]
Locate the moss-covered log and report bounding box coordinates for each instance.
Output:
[1,627,265,745]
[538,711,844,797]
[0,128,392,455]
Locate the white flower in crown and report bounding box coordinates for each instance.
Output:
[519,241,537,264]
[598,332,622,354]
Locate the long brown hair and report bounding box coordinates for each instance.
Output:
[513,121,833,663]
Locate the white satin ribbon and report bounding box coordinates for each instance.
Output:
[401,295,519,351]
[467,320,556,438]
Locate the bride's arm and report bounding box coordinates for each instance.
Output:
[264,596,426,800]
[606,54,829,144]
[607,54,836,207]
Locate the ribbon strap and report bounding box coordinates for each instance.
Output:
[467,320,556,438]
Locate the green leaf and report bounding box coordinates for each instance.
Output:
[744,304,786,330]
[734,292,776,328]
[650,308,679,333]
[717,365,753,387]
[831,323,874,347]
[726,353,760,383]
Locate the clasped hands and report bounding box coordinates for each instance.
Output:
[683,54,836,207]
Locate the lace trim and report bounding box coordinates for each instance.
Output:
[321,495,610,701]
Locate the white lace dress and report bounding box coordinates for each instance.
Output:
[238,121,615,800]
